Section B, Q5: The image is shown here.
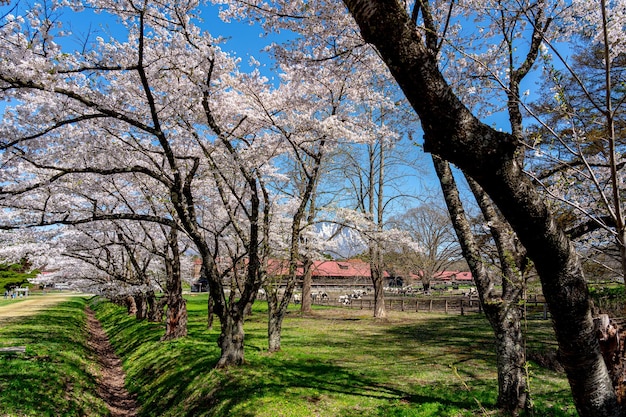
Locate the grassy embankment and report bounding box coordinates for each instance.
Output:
[94,295,575,417]
[0,294,576,416]
[0,297,109,416]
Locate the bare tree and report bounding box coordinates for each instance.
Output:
[388,204,461,293]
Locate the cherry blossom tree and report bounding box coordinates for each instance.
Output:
[340,0,622,415]
[0,0,286,367]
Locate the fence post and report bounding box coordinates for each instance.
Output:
[543,302,548,320]
[429,299,433,312]
[416,300,419,312]
[401,299,405,311]
[445,300,448,314]
[461,300,464,316]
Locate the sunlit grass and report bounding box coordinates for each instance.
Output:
[0,297,108,417]
[94,295,576,417]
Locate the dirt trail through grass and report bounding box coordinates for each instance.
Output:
[0,294,138,416]
[85,306,138,417]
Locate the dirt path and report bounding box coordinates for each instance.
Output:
[0,294,139,416]
[85,306,139,417]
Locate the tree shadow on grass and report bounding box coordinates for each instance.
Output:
[125,322,487,417]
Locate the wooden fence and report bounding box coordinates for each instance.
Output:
[314,296,551,319]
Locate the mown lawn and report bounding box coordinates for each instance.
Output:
[93,295,576,417]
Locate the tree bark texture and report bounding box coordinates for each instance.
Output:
[434,156,528,415]
[207,293,215,330]
[487,304,528,414]
[134,293,147,320]
[341,1,620,415]
[267,310,284,353]
[301,258,313,314]
[371,260,386,319]
[124,295,137,316]
[146,290,158,322]
[198,259,252,368]
[215,309,246,368]
[161,230,188,340]
[163,295,188,341]
[595,314,626,405]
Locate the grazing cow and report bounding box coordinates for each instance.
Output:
[293,293,302,304]
[311,291,329,303]
[352,289,367,298]
[338,294,351,305]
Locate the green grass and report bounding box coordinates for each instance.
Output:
[0,297,109,417]
[92,295,576,417]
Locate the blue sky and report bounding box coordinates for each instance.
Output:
[0,1,474,207]
[0,2,280,117]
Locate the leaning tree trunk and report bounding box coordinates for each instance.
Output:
[435,156,529,415]
[342,1,619,414]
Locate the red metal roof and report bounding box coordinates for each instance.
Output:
[265,259,379,277]
[264,259,472,281]
[410,270,473,281]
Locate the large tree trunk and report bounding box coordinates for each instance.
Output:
[150,297,166,323]
[215,310,245,368]
[146,290,157,321]
[342,1,619,414]
[161,228,188,340]
[147,291,165,323]
[134,293,147,320]
[267,308,284,353]
[124,295,137,316]
[488,304,528,414]
[163,295,187,341]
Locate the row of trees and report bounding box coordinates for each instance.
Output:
[0,0,431,365]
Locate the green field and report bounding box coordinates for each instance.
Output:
[0,295,576,416]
